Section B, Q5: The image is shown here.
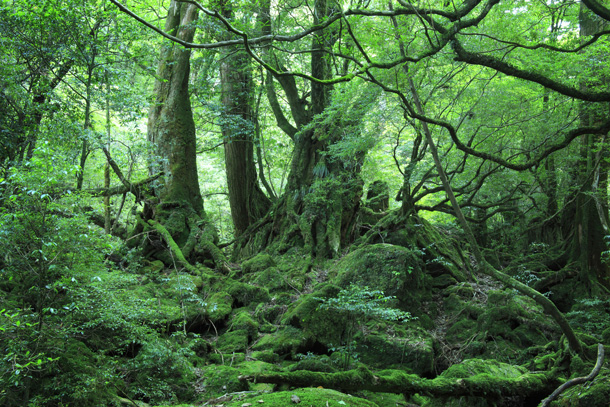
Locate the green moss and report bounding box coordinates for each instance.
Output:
[555,371,610,407]
[442,359,527,379]
[249,267,287,292]
[231,311,259,338]
[209,352,246,364]
[226,280,270,306]
[224,387,379,407]
[445,319,479,344]
[206,291,233,322]
[242,253,276,273]
[281,284,342,343]
[432,274,458,289]
[291,355,337,373]
[251,326,308,357]
[329,244,429,306]
[198,364,248,399]
[216,329,249,353]
[357,326,434,374]
[250,350,280,364]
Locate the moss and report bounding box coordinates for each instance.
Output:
[442,359,527,378]
[216,329,249,353]
[329,244,430,306]
[231,311,259,339]
[206,291,233,322]
[554,371,610,407]
[251,326,308,357]
[357,325,434,375]
[291,355,337,373]
[209,352,246,364]
[249,266,287,292]
[281,284,341,338]
[250,350,280,364]
[198,364,248,399]
[224,387,380,407]
[446,319,479,343]
[432,274,458,289]
[226,280,270,306]
[242,253,276,273]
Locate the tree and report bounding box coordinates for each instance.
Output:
[131,0,226,270]
[215,0,271,237]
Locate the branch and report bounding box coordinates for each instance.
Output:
[451,39,610,102]
[581,0,610,23]
[89,172,163,198]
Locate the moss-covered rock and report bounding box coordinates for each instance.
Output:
[242,253,276,274]
[206,291,233,322]
[216,329,249,353]
[251,326,308,357]
[224,387,380,407]
[291,355,338,373]
[198,364,248,399]
[281,283,343,343]
[226,280,270,306]
[329,243,430,308]
[355,324,434,374]
[231,311,259,339]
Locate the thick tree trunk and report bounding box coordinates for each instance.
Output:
[234,0,364,259]
[138,0,226,269]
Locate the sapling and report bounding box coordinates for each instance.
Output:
[316,284,414,369]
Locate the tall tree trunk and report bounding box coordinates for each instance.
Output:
[563,3,610,291]
[138,0,225,269]
[217,0,271,237]
[233,0,366,259]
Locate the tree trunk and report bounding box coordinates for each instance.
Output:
[217,0,271,237]
[138,0,225,269]
[563,3,610,291]
[234,0,364,259]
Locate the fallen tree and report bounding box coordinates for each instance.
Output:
[239,364,559,400]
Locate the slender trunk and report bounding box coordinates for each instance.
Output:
[217,0,271,237]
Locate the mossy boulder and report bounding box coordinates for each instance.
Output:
[227,280,270,306]
[251,326,308,357]
[281,284,343,343]
[329,244,430,307]
[357,325,434,375]
[216,329,249,353]
[198,364,248,399]
[224,387,379,407]
[231,311,259,339]
[249,266,287,292]
[206,291,233,322]
[242,253,276,274]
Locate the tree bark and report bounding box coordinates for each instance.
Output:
[217,0,271,237]
[140,0,226,270]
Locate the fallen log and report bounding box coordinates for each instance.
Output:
[239,365,560,400]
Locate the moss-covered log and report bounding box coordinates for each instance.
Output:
[240,365,559,399]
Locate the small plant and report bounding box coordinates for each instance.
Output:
[316,284,414,369]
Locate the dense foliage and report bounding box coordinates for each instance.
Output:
[1,0,610,406]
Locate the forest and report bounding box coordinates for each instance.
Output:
[1,0,610,405]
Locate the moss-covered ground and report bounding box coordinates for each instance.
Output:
[2,215,609,407]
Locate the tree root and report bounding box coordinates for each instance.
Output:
[239,365,558,400]
[540,343,605,407]
[143,217,199,274]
